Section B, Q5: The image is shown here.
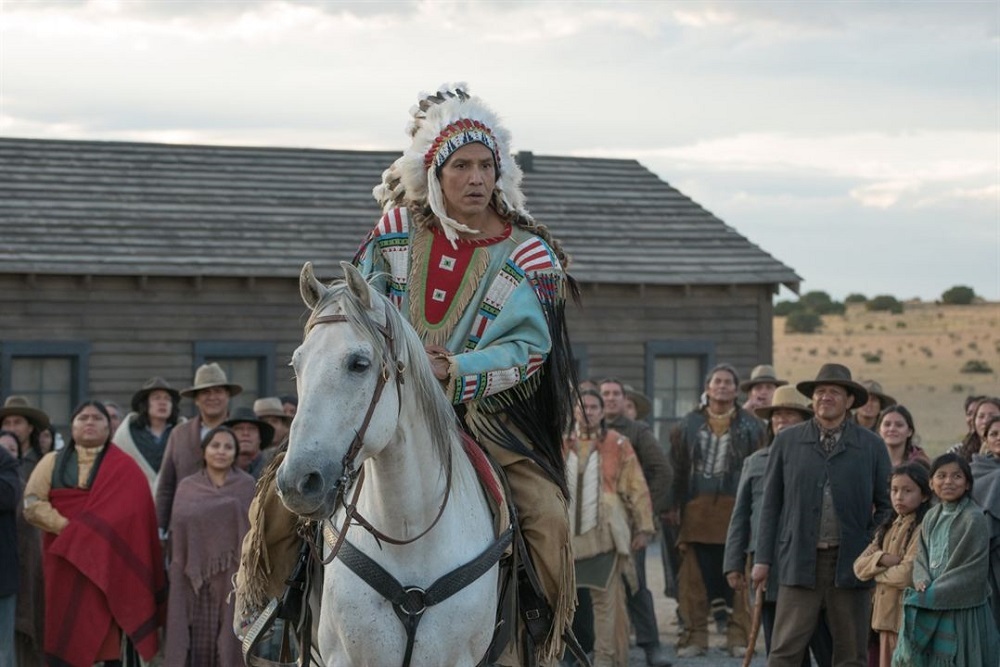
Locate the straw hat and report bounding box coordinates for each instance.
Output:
[180,363,243,398]
[754,386,813,420]
[254,397,292,423]
[739,364,789,393]
[796,364,869,408]
[223,407,274,448]
[623,385,652,420]
[860,380,897,408]
[0,396,50,432]
[130,376,181,413]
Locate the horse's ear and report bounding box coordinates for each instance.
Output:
[300,262,326,309]
[341,261,373,310]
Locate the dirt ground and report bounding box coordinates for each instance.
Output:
[620,541,768,666]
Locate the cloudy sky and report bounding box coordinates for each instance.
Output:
[2,0,997,301]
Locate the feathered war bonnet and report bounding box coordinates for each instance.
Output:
[372,84,527,245]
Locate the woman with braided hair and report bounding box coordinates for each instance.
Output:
[237,84,579,666]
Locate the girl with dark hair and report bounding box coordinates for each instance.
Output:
[877,405,930,468]
[23,400,165,666]
[854,463,932,665]
[894,453,1000,665]
[165,425,255,665]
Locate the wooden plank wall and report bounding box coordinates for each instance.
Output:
[0,275,776,423]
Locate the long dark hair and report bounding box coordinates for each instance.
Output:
[577,388,606,437]
[198,425,240,469]
[958,397,1000,461]
[873,462,932,546]
[930,452,974,499]
[877,404,918,460]
[135,390,180,430]
[56,401,113,489]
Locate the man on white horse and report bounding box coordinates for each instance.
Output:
[236,84,578,666]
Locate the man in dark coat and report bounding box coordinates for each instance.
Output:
[752,363,892,667]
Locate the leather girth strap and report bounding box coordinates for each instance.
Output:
[336,525,514,667]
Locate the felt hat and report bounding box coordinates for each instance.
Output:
[180,363,243,398]
[739,364,789,392]
[223,407,274,448]
[130,376,181,413]
[754,386,813,420]
[796,364,869,408]
[0,396,50,432]
[623,385,652,420]
[860,380,897,408]
[254,397,292,423]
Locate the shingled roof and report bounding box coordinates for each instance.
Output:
[0,137,799,290]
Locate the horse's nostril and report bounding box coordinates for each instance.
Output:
[298,471,324,497]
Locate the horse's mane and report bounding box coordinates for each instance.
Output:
[305,278,459,468]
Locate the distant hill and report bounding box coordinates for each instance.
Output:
[774,301,999,454]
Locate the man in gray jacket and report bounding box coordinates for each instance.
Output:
[752,363,892,667]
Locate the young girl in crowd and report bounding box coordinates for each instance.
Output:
[854,463,932,666]
[893,453,1000,666]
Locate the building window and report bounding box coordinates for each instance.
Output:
[193,342,276,412]
[645,341,714,441]
[1,341,91,434]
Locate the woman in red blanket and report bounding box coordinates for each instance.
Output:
[23,400,165,667]
[164,426,255,665]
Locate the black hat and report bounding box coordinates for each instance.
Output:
[130,376,181,414]
[223,407,274,448]
[796,364,869,408]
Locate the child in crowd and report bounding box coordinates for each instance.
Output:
[893,453,1000,666]
[854,463,932,666]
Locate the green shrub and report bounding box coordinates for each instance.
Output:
[960,359,994,374]
[845,293,867,304]
[941,285,976,305]
[786,310,823,334]
[866,295,904,314]
[775,300,801,317]
[862,352,882,364]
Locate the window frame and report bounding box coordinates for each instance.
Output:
[1,340,92,429]
[644,340,715,436]
[193,341,276,402]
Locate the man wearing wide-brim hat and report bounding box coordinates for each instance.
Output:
[224,407,274,480]
[752,363,892,666]
[853,379,897,432]
[724,387,834,666]
[254,397,292,449]
[740,364,788,412]
[114,377,185,493]
[0,395,51,478]
[622,385,652,421]
[155,363,242,533]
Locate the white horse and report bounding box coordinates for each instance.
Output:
[276,261,505,667]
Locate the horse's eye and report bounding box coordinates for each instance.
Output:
[348,355,371,373]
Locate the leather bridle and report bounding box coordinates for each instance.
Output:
[301,311,453,565]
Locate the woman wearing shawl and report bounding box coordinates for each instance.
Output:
[23,401,165,667]
[970,414,1000,632]
[165,425,255,665]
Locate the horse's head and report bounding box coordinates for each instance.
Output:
[276,261,404,519]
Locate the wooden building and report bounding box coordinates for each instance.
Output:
[0,138,799,437]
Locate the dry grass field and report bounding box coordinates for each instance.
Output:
[774,301,999,456]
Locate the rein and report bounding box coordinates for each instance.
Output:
[302,312,453,565]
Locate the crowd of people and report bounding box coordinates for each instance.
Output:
[561,364,1000,667]
[0,367,297,666]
